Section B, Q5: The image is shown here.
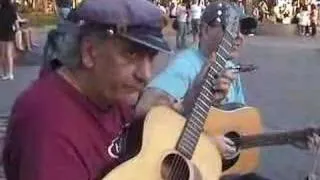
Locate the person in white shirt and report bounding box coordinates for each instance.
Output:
[297,5,311,36]
[157,2,166,15]
[190,0,204,43]
[176,2,188,49]
[169,2,177,18]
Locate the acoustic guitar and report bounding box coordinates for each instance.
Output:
[206,104,319,176]
[103,4,241,180]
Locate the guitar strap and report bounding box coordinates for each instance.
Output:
[116,93,145,162]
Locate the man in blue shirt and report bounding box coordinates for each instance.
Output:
[147,43,245,106]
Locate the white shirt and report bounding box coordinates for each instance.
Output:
[298,11,310,26]
[177,5,188,22]
[170,4,177,16]
[158,5,166,14]
[190,4,202,19]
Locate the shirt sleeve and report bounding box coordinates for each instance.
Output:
[3,116,88,180]
[224,60,246,105]
[147,54,200,101]
[233,74,246,104]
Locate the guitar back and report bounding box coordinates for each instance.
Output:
[204,105,263,175]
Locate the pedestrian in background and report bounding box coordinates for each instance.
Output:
[176,2,188,49]
[190,0,203,44]
[56,0,73,23]
[0,0,17,81]
[310,4,318,36]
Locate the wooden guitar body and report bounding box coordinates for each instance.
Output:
[103,106,222,180]
[205,105,263,175]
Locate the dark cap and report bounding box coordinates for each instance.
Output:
[201,1,257,35]
[74,0,171,54]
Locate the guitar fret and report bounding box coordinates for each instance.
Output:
[216,53,227,65]
[183,130,198,145]
[200,91,212,102]
[178,144,193,157]
[215,58,224,69]
[222,40,232,51]
[188,120,202,132]
[181,137,197,152]
[205,79,214,87]
[217,52,228,64]
[195,103,207,114]
[191,113,204,127]
[202,85,214,97]
[222,38,232,48]
[219,45,229,55]
[207,71,215,80]
[193,109,206,119]
[209,67,218,74]
[198,96,210,109]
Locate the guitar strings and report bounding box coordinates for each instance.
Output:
[170,32,234,179]
[167,29,235,180]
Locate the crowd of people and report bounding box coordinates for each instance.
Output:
[252,0,318,36]
[157,0,256,50]
[296,3,318,36]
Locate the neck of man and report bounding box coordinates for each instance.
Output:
[57,67,112,111]
[198,42,215,59]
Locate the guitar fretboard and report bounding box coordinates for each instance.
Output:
[175,31,235,159]
[237,127,320,149]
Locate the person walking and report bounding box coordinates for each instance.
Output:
[0,0,17,80]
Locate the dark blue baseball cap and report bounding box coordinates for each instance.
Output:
[74,0,172,54]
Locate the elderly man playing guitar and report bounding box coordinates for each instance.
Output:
[135,1,320,180]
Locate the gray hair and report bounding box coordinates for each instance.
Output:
[42,22,111,70]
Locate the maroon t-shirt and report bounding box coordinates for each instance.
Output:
[3,72,134,180]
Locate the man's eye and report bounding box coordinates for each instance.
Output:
[126,51,138,59]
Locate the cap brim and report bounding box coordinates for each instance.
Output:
[120,33,172,54]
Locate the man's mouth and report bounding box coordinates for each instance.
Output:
[124,84,144,92]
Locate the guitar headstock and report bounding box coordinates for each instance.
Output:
[223,4,241,40]
[302,126,320,136]
[286,126,320,147]
[202,1,241,40]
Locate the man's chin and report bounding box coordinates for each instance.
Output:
[118,92,140,107]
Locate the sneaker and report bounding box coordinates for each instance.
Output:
[1,74,14,81]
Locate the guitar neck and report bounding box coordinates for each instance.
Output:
[175,30,235,159]
[238,128,319,149]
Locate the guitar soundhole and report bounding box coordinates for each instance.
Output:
[160,153,190,180]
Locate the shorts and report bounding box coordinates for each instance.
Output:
[191,18,200,35]
[0,31,15,42]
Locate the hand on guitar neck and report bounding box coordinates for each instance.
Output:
[291,133,320,153]
[214,132,320,162]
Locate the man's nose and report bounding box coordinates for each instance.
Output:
[135,57,152,84]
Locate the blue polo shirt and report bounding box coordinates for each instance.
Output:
[148,48,245,104]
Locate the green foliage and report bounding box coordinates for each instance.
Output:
[23,13,58,27]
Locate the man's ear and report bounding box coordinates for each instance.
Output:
[80,38,96,69]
